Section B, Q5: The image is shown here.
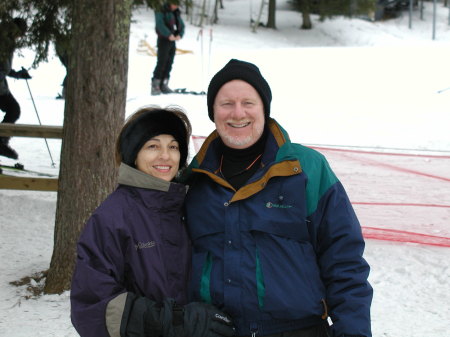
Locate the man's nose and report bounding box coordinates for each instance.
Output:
[231,103,246,119]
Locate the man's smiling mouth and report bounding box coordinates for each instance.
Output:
[228,122,250,128]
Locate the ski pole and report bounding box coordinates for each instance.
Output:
[208,28,213,78]
[197,28,204,91]
[24,76,56,167]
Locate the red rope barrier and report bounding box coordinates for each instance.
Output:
[362,227,450,248]
[352,202,450,209]
[309,146,450,159]
[336,152,450,182]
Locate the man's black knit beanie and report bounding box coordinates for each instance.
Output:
[207,59,272,122]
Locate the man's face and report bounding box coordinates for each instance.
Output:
[213,80,265,149]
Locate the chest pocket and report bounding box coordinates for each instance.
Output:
[186,177,233,241]
[239,176,310,242]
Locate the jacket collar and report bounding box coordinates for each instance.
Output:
[181,119,302,199]
[191,118,291,170]
[118,163,178,192]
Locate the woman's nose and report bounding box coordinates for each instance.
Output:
[159,148,170,160]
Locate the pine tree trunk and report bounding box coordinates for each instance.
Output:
[212,0,220,24]
[44,0,132,294]
[266,0,277,29]
[301,0,312,30]
[198,0,207,26]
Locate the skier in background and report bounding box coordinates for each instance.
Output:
[0,17,31,160]
[151,1,185,95]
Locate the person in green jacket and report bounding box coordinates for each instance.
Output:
[151,2,185,95]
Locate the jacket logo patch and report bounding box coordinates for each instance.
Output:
[265,202,293,209]
[135,241,156,250]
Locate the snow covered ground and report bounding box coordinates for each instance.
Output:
[1,0,450,336]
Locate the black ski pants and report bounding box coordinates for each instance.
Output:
[152,37,176,80]
[0,92,21,124]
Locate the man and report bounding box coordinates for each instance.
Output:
[0,17,31,159]
[183,59,373,337]
[151,1,185,95]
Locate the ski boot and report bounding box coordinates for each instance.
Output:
[160,78,173,94]
[0,143,19,159]
[0,140,18,159]
[151,78,162,95]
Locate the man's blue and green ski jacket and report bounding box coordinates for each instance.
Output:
[183,118,373,337]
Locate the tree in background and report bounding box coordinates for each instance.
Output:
[211,0,224,24]
[1,0,135,294]
[293,0,375,29]
[266,0,277,29]
[0,0,71,67]
[0,0,166,67]
[44,0,133,294]
[1,0,189,295]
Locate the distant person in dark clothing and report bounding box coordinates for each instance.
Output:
[151,2,185,95]
[0,17,30,160]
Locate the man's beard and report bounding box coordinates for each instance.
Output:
[219,125,263,148]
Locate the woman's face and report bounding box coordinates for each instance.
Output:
[135,134,180,181]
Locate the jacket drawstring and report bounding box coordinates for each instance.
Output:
[321,298,328,320]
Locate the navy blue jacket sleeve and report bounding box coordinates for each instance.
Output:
[311,182,373,337]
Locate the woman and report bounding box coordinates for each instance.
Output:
[70,106,234,337]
